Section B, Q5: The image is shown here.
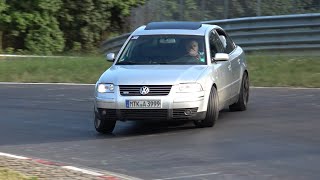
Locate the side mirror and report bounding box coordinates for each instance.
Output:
[214,53,229,61]
[106,53,115,62]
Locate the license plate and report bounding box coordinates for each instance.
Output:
[126,100,161,108]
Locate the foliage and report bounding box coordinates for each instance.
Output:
[0,0,318,54]
[0,0,144,54]
[139,0,318,22]
[0,0,65,55]
[58,0,144,53]
[259,0,316,16]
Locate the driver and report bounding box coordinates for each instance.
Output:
[186,40,200,60]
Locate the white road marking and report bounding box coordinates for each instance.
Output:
[0,151,142,180]
[152,172,220,180]
[63,165,144,180]
[0,152,30,160]
[62,166,104,176]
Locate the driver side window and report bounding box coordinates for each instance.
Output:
[209,30,224,58]
[216,29,236,54]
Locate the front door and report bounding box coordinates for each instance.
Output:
[209,30,233,107]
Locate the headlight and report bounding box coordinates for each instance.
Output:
[178,83,203,92]
[97,83,114,93]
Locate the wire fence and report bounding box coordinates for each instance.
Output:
[129,0,320,31]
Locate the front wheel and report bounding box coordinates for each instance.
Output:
[194,86,219,128]
[94,112,116,134]
[229,72,249,111]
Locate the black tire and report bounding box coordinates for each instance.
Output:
[229,72,249,111]
[194,86,219,128]
[94,111,116,134]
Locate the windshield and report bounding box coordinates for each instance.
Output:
[116,35,206,65]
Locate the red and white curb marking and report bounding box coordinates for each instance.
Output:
[0,152,141,180]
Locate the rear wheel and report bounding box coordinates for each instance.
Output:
[194,86,219,128]
[94,111,116,134]
[229,72,249,111]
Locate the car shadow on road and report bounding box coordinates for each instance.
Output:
[95,108,236,138]
[0,108,238,146]
[96,120,197,138]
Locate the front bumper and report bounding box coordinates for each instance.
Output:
[95,108,206,121]
[94,85,208,121]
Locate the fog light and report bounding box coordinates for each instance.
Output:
[184,109,192,116]
[102,110,106,115]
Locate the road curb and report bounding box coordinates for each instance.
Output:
[0,152,141,180]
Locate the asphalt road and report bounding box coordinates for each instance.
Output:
[0,84,319,180]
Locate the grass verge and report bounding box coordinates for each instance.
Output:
[0,56,111,84]
[0,55,319,87]
[247,55,320,87]
[0,168,37,180]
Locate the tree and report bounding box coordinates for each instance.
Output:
[58,0,145,53]
[0,0,10,52]
[0,0,65,55]
[260,0,315,16]
[130,0,319,29]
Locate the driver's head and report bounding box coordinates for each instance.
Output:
[186,40,199,57]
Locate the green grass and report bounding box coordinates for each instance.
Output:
[0,56,111,84]
[0,55,319,87]
[247,55,320,87]
[0,168,37,180]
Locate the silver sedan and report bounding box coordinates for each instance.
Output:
[94,22,249,133]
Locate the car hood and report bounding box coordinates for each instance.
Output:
[99,65,208,85]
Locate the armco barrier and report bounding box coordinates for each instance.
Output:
[101,13,320,53]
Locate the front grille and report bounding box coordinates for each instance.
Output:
[119,85,172,96]
[120,109,168,120]
[172,108,198,119]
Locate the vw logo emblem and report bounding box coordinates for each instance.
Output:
[140,86,149,95]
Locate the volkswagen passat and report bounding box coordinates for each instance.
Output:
[94,22,249,133]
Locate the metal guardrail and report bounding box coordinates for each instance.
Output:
[101,13,320,53]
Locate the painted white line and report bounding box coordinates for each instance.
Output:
[0,151,142,180]
[62,166,104,176]
[99,171,143,180]
[152,172,220,180]
[0,152,30,160]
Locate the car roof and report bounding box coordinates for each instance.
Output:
[131,22,218,36]
[145,22,202,30]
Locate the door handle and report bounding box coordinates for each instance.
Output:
[228,64,232,71]
[237,59,241,64]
